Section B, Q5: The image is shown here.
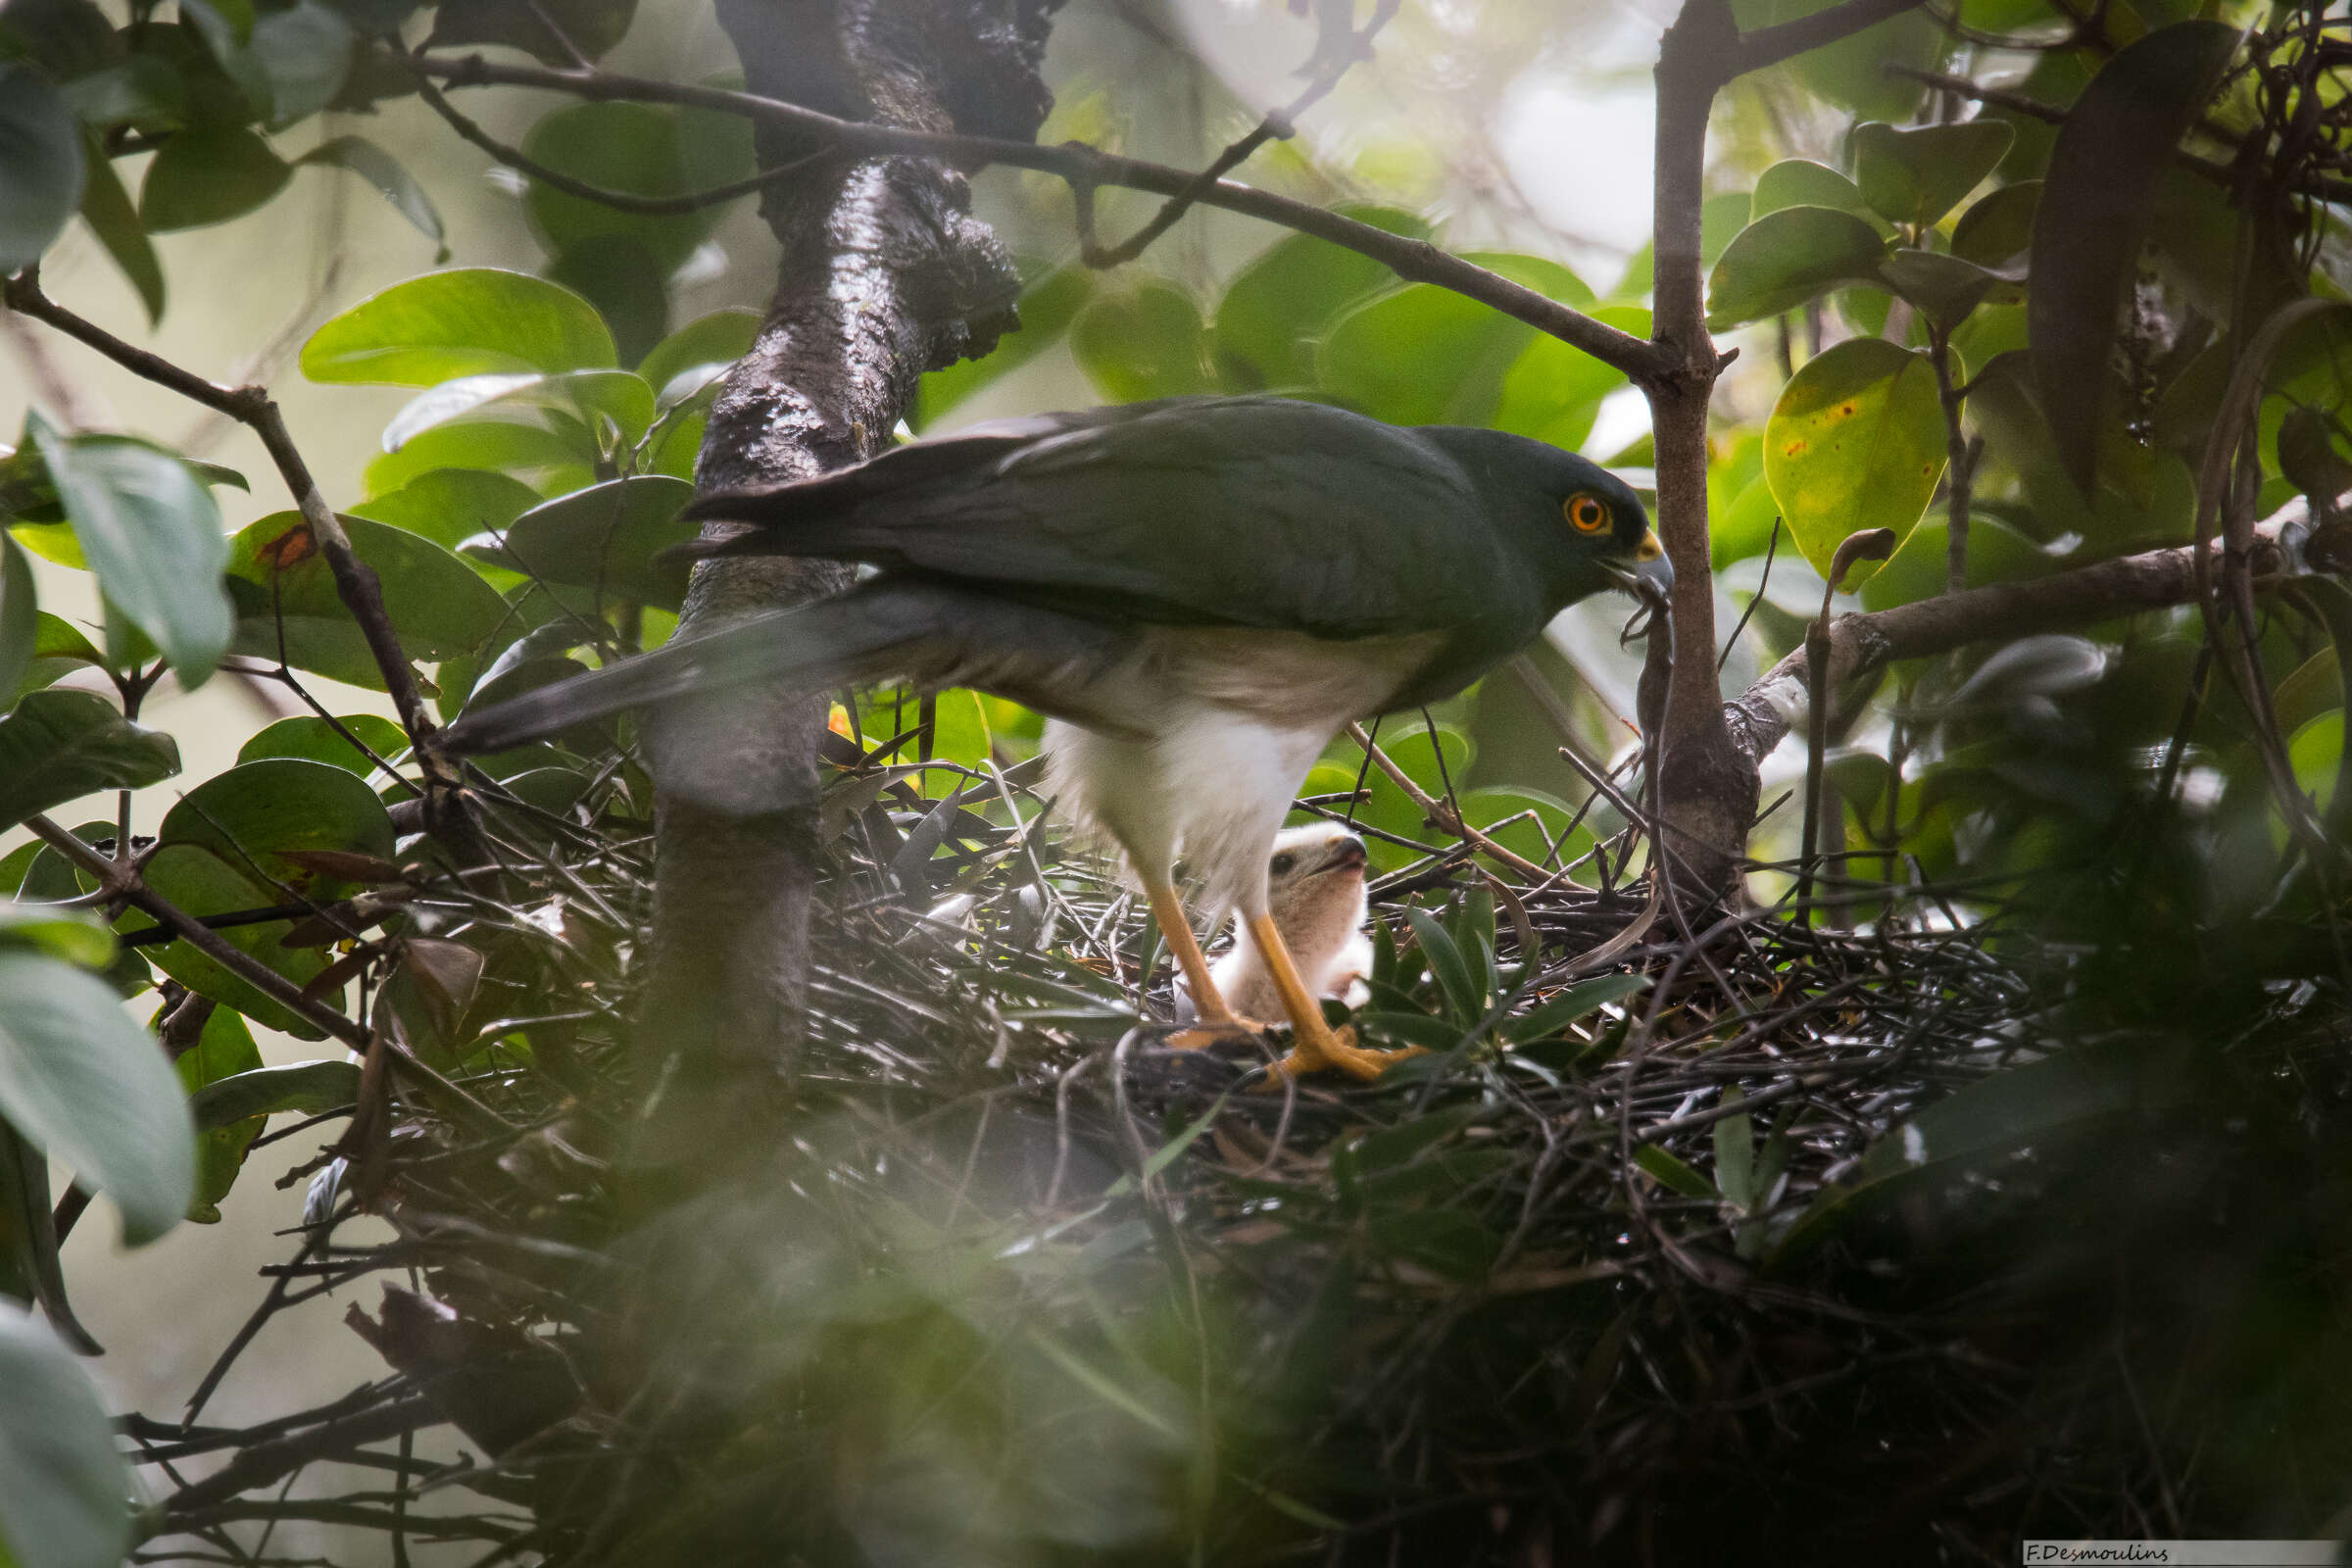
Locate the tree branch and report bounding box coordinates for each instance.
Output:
[155,1395,443,1520]
[1722,516,2304,765]
[0,271,446,763]
[403,50,1666,382]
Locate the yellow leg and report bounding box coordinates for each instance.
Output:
[1147,879,1256,1047]
[1249,913,1424,1083]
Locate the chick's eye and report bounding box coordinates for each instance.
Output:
[1564,493,1610,534]
[1269,855,1294,875]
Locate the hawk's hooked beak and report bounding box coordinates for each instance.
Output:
[1603,530,1675,598]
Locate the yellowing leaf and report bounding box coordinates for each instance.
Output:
[1762,337,1946,590]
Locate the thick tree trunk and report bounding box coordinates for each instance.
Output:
[639,0,1054,1076]
[1644,0,1760,898]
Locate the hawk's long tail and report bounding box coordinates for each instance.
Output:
[435,578,1116,758]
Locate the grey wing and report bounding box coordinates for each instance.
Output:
[692,397,1541,639]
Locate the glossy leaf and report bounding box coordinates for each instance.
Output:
[348,466,542,551]
[0,536,33,707]
[1705,206,1888,330]
[0,906,113,969]
[1950,179,2040,268]
[2030,22,2240,495]
[364,418,598,498]
[172,1003,264,1220]
[224,510,511,688]
[28,416,233,684]
[244,0,353,122]
[380,368,655,454]
[134,759,394,1035]
[1762,337,1945,589]
[637,307,761,394]
[1210,204,1434,389]
[464,475,695,611]
[237,713,408,774]
[188,1058,361,1128]
[0,63,86,270]
[303,267,617,385]
[296,135,445,253]
[1750,159,1872,222]
[0,950,194,1245]
[139,125,291,231]
[0,1303,134,1568]
[424,0,635,65]
[1490,306,1650,455]
[1878,248,2022,324]
[522,100,752,273]
[1851,120,2014,230]
[1317,255,1591,428]
[0,690,180,833]
[1071,280,1215,403]
[74,136,163,325]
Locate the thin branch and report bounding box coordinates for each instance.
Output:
[406,61,830,217]
[1721,511,2307,765]
[157,1396,444,1519]
[1075,0,1402,269]
[403,50,1666,382]
[0,270,448,764]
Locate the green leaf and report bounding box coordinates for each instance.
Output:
[1859,514,2049,611]
[1745,0,1948,122]
[138,125,291,231]
[1316,253,1592,429]
[1365,1206,1499,1281]
[2029,22,2240,496]
[244,0,352,123]
[1490,305,1650,455]
[522,99,752,273]
[1714,1086,1755,1208]
[1762,336,1945,589]
[133,759,394,1036]
[347,466,541,551]
[187,1058,360,1128]
[1402,906,1481,1024]
[0,536,33,708]
[28,416,233,684]
[1850,120,2014,230]
[0,63,87,270]
[1210,203,1433,389]
[1070,280,1215,403]
[302,267,617,385]
[172,1003,263,1220]
[223,510,511,689]
[0,950,194,1245]
[1949,180,2040,268]
[380,368,655,454]
[0,690,179,833]
[636,307,761,395]
[462,474,694,611]
[56,57,186,130]
[423,0,636,65]
[1704,206,1888,330]
[74,134,163,326]
[1633,1144,1715,1200]
[1503,972,1652,1045]
[1775,1045,2160,1263]
[1878,248,2022,325]
[296,135,444,253]
[914,269,1091,429]
[0,906,114,969]
[363,417,596,499]
[1750,159,1873,222]
[0,1303,134,1568]
[237,712,407,774]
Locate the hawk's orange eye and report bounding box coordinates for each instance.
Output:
[1564,493,1610,533]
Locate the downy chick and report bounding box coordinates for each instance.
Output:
[1179,821,1372,1023]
